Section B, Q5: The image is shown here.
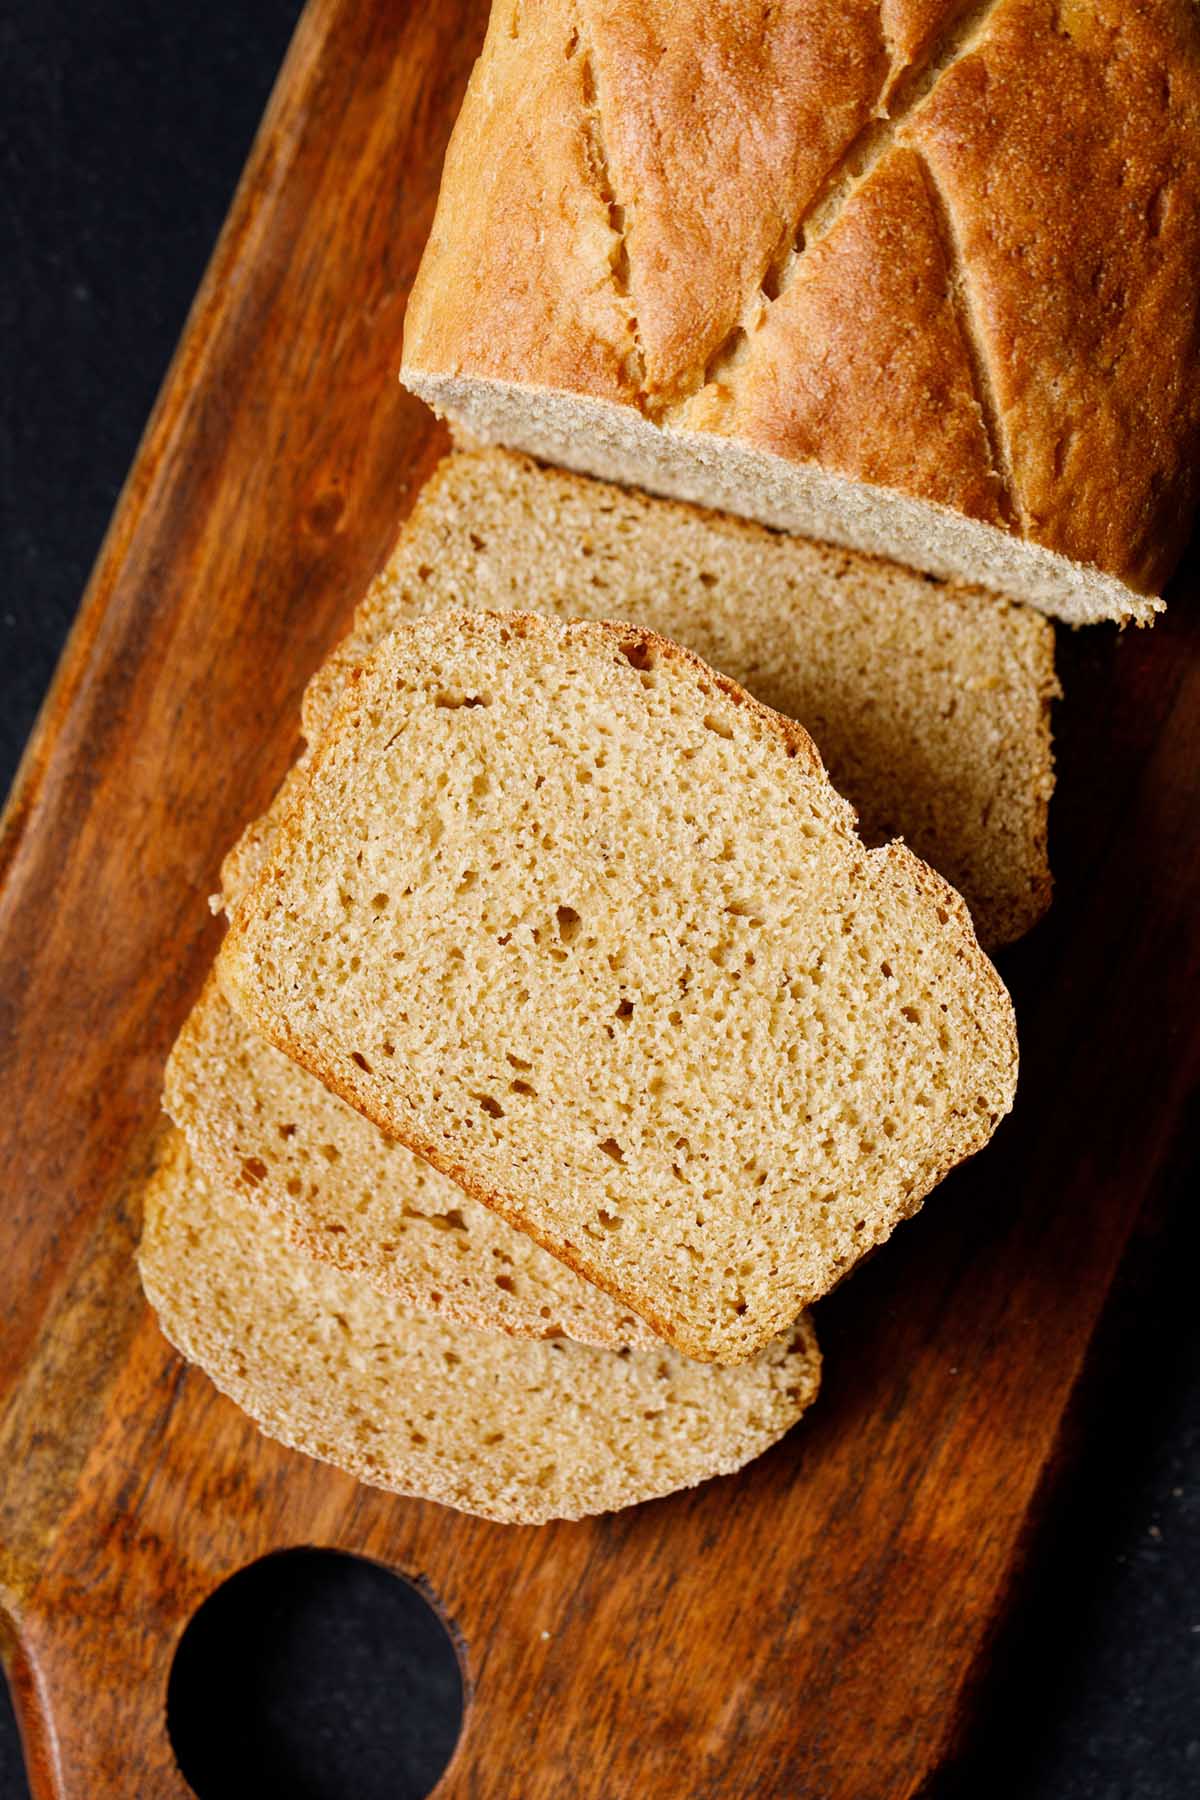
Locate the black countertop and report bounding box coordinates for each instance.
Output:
[2,5,1197,1796]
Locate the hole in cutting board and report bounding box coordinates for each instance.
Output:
[167,1548,463,1800]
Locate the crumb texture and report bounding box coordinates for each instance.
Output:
[166,979,658,1349]
[299,448,1056,948]
[138,1134,821,1525]
[219,612,1018,1363]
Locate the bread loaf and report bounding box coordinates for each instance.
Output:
[166,979,658,1348]
[402,0,1200,624]
[217,611,1018,1363]
[138,1131,822,1525]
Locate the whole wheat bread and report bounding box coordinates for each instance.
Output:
[218,612,1018,1363]
[266,449,1054,949]
[138,1131,821,1525]
[401,0,1200,623]
[166,978,658,1349]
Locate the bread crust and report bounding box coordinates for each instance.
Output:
[402,0,638,402]
[682,147,1009,524]
[576,0,890,402]
[910,0,1200,593]
[402,0,1200,608]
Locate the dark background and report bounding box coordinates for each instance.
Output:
[1,4,1197,1796]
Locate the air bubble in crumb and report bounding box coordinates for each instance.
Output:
[556,904,582,944]
[435,689,491,709]
[703,713,735,740]
[619,639,655,671]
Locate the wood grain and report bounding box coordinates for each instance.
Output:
[1,0,1197,1795]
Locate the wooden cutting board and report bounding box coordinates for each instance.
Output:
[2,1,1198,1794]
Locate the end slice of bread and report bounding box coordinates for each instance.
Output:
[166,979,659,1349]
[138,1131,821,1525]
[218,611,1018,1364]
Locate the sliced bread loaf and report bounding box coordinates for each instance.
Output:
[218,612,1018,1364]
[138,1131,821,1524]
[401,0,1200,623]
[165,979,657,1349]
[291,448,1056,948]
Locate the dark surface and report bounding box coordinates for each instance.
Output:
[166,1549,463,1800]
[0,4,1196,1797]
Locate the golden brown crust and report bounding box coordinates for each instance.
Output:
[580,0,889,403]
[882,0,976,89]
[910,0,1200,592]
[403,0,1200,603]
[402,0,638,400]
[684,148,1009,523]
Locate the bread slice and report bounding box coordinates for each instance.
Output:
[218,612,1018,1364]
[401,0,1200,623]
[290,448,1055,949]
[138,1131,821,1524]
[166,978,658,1349]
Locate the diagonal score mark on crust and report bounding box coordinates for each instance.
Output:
[673,0,1007,415]
[792,0,1002,256]
[914,148,1022,529]
[574,22,647,402]
[877,6,899,84]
